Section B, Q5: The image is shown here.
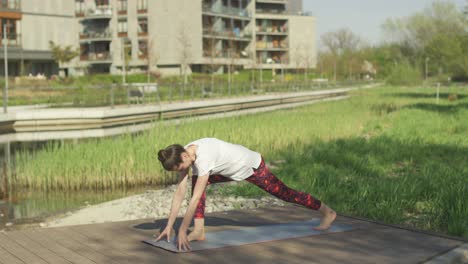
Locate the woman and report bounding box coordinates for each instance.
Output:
[156,138,336,251]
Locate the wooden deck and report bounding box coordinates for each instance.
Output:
[0,206,465,264]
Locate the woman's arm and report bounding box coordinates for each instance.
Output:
[177,173,209,250]
[165,169,189,229]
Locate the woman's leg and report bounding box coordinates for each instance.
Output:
[189,174,233,241]
[246,159,336,229]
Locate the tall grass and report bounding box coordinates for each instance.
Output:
[12,85,468,236]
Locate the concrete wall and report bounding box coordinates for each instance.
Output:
[149,0,203,67]
[288,15,316,68]
[21,0,77,51]
[286,0,302,14]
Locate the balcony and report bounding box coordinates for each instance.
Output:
[255,8,288,15]
[80,51,112,63]
[202,4,251,20]
[203,49,246,59]
[0,33,21,47]
[79,30,112,42]
[0,0,20,11]
[203,28,252,42]
[256,25,288,35]
[256,0,287,3]
[256,40,288,50]
[79,6,112,20]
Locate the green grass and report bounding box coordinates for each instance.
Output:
[11,85,468,237]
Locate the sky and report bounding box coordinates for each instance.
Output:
[303,0,466,48]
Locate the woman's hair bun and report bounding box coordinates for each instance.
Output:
[157,149,167,162]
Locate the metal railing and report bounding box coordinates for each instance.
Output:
[3,80,375,108]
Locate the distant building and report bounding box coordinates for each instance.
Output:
[0,0,316,77]
[0,0,77,77]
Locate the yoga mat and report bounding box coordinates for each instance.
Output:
[143,218,354,253]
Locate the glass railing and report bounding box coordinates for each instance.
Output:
[80,30,112,40]
[203,49,248,59]
[257,57,290,64]
[80,52,112,61]
[255,8,288,15]
[0,0,20,10]
[203,28,252,40]
[256,25,288,34]
[83,6,113,18]
[202,4,251,18]
[0,33,21,46]
[256,0,288,3]
[256,41,288,49]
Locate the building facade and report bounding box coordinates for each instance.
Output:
[1,0,315,77]
[0,0,77,77]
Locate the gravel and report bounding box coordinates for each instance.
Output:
[42,183,285,228]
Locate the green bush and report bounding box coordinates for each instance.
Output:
[386,62,423,86]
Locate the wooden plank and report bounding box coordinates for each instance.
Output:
[50,228,121,264]
[22,229,96,264]
[69,224,167,263]
[3,231,70,264]
[62,227,139,264]
[0,244,24,264]
[0,233,48,264]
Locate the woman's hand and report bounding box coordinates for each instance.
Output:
[155,226,173,242]
[177,229,191,251]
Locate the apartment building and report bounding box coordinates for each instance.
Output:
[0,0,77,77]
[1,0,315,77]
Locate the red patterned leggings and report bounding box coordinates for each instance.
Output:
[191,159,322,219]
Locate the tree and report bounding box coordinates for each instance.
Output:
[227,38,240,95]
[178,22,193,91]
[144,37,159,83]
[320,28,363,81]
[49,41,79,77]
[382,1,468,79]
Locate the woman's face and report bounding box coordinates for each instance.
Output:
[173,152,192,172]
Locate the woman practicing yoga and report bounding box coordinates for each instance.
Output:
[156,138,336,251]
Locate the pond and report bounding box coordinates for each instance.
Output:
[0,186,157,227]
[0,139,166,228]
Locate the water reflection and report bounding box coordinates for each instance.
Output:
[0,140,162,227]
[0,187,156,227]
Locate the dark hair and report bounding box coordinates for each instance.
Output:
[158,144,186,171]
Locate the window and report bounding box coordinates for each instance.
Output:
[75,0,85,15]
[137,0,148,12]
[95,0,109,7]
[1,18,19,45]
[0,0,19,9]
[123,40,132,59]
[117,0,127,13]
[118,19,127,34]
[138,40,148,58]
[137,17,148,35]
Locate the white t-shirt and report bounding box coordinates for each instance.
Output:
[185,138,262,181]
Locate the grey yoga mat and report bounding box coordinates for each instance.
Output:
[143,218,354,253]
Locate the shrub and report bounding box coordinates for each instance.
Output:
[386,62,423,86]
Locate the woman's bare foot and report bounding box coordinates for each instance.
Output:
[313,203,337,231]
[187,229,206,241]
